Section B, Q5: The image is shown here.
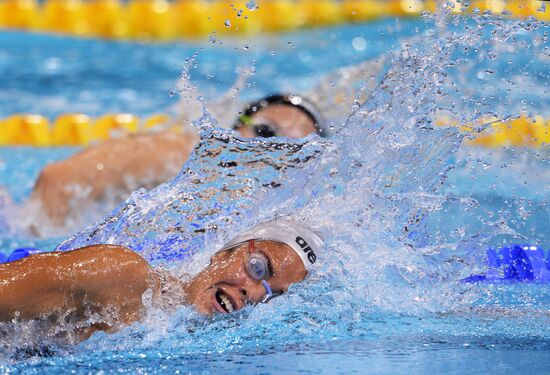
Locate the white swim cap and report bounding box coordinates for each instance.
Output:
[224,219,323,271]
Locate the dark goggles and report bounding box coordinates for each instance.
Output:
[237,115,279,138]
[233,94,326,138]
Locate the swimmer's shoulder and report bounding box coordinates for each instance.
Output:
[60,244,153,276]
[19,244,147,266]
[64,244,145,260]
[51,246,157,312]
[5,244,155,287]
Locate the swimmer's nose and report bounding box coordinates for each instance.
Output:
[238,288,251,308]
[240,281,271,305]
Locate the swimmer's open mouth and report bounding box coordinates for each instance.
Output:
[215,289,235,313]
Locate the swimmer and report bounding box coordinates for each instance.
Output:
[21,94,326,235]
[0,220,323,344]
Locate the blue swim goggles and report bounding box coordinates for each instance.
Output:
[217,239,281,304]
[244,239,283,304]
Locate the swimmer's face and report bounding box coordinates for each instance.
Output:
[185,240,307,315]
[237,104,317,139]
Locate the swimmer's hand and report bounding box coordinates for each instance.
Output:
[0,245,162,342]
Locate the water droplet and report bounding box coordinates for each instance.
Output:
[246,0,257,10]
[287,41,296,48]
[237,9,243,17]
[224,20,231,28]
[243,44,250,50]
[518,206,531,219]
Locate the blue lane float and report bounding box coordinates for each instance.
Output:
[1,247,42,263]
[463,245,550,283]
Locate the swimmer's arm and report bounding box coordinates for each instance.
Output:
[28,131,197,226]
[0,245,157,329]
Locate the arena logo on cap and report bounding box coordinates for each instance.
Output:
[295,236,316,264]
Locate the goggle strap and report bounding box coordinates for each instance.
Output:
[261,279,273,298]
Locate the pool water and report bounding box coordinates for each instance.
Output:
[1,12,549,374]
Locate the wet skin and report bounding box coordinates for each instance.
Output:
[0,240,306,342]
[185,240,307,315]
[237,104,317,139]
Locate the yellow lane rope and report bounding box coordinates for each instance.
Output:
[435,115,550,148]
[0,0,547,41]
[0,112,548,147]
[0,113,170,146]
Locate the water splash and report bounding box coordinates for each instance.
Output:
[57,11,547,308]
[2,10,549,362]
[58,13,547,314]
[57,131,331,263]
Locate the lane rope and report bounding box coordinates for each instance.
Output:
[0,0,548,41]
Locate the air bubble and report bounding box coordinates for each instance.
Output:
[352,37,367,51]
